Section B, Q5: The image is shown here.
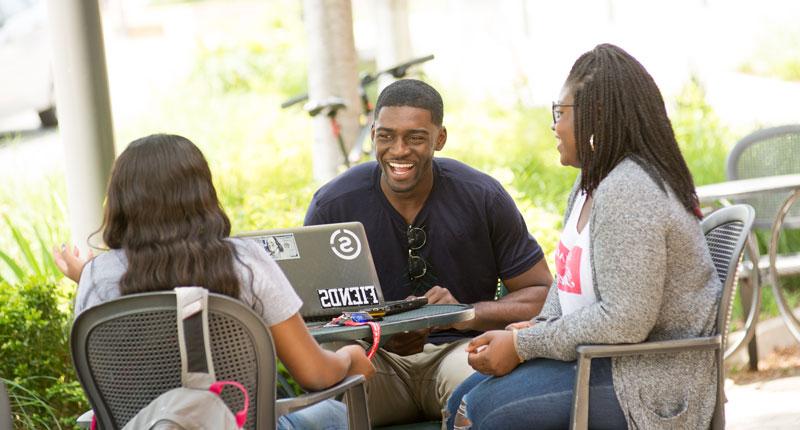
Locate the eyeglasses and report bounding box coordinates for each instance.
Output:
[407,225,428,281]
[552,102,576,123]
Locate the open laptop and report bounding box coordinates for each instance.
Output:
[236,222,427,321]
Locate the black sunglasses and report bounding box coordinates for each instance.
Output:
[407,225,428,281]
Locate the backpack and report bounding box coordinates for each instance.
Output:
[116,287,250,430]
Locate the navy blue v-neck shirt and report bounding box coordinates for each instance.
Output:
[304,158,544,343]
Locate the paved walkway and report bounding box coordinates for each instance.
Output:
[725,312,800,429]
[726,375,800,429]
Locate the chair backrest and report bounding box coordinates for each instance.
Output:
[1,379,12,430]
[726,125,800,229]
[71,291,278,430]
[701,204,754,430]
[702,204,755,345]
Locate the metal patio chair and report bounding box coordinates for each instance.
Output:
[71,290,370,429]
[727,125,800,351]
[727,125,800,230]
[570,204,755,430]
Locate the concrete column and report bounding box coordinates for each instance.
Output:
[45,0,115,250]
[303,0,361,182]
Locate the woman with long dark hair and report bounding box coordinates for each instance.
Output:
[445,44,720,429]
[55,134,374,429]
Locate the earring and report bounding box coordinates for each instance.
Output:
[589,134,595,152]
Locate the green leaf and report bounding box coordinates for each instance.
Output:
[35,229,60,279]
[4,214,42,276]
[0,248,24,282]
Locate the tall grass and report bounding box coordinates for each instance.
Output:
[0,161,68,283]
[1,378,61,429]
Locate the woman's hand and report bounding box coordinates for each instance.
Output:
[274,314,375,391]
[465,330,522,376]
[52,244,93,283]
[337,344,376,379]
[505,320,534,330]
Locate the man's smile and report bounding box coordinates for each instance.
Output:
[387,161,416,178]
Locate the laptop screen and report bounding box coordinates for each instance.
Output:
[236,222,386,319]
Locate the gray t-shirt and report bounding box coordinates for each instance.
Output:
[75,238,302,327]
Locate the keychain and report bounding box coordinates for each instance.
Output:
[325,312,381,359]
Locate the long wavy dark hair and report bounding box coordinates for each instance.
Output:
[567,43,701,219]
[100,134,241,297]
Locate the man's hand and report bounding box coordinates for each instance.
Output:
[425,286,473,331]
[424,286,460,304]
[52,244,93,283]
[383,328,430,356]
[465,330,522,376]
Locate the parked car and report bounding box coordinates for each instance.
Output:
[0,0,57,127]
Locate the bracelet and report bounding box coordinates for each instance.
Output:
[510,328,525,363]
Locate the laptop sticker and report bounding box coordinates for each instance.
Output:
[258,234,300,261]
[318,285,380,309]
[329,228,361,260]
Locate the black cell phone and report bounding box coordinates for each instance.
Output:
[361,297,428,318]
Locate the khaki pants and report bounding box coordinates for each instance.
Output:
[360,339,474,427]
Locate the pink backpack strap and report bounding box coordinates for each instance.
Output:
[209,381,250,428]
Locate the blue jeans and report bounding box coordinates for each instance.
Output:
[445,358,626,430]
[278,399,347,430]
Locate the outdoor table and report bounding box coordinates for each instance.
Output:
[306,303,474,343]
[696,173,800,358]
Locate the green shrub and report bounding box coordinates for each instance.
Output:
[190,0,307,97]
[0,278,87,429]
[671,76,734,187]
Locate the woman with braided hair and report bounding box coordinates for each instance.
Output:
[445,44,720,429]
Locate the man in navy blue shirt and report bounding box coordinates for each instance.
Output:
[305,79,552,426]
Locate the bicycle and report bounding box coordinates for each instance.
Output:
[281,54,434,168]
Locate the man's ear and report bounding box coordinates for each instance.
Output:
[435,126,447,151]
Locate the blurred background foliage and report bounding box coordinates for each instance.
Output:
[738,27,800,82]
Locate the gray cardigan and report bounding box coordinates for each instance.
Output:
[515,159,720,429]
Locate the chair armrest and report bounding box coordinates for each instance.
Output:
[77,410,94,429]
[570,335,722,430]
[276,375,370,430]
[275,375,366,417]
[576,335,721,359]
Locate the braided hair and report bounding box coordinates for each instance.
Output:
[567,43,701,219]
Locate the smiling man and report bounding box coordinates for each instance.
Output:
[304,79,552,426]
